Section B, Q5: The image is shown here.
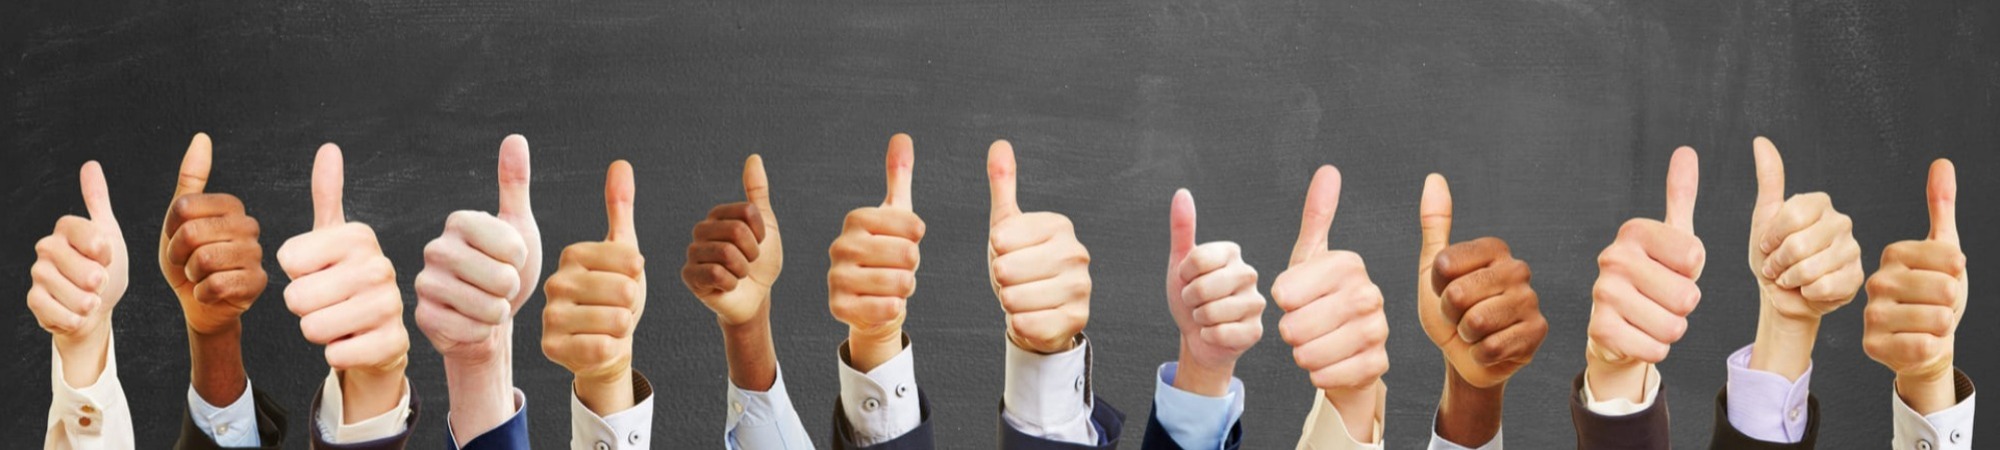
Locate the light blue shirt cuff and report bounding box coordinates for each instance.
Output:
[1724,344,1812,443]
[1153,362,1244,450]
[188,378,262,448]
[726,365,814,450]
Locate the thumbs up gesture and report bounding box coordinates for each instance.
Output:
[278,144,411,420]
[161,134,269,336]
[1746,137,1863,378]
[29,160,128,386]
[1274,166,1386,439]
[542,160,647,415]
[1416,174,1548,389]
[1863,159,1967,415]
[682,155,782,326]
[1165,188,1267,397]
[1585,148,1705,401]
[829,134,924,372]
[986,141,1092,354]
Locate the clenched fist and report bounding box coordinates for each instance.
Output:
[1274,166,1385,440]
[543,160,647,415]
[987,141,1091,354]
[161,134,268,337]
[1165,189,1266,397]
[829,134,924,372]
[1417,174,1548,389]
[1586,148,1704,401]
[278,144,410,421]
[29,161,128,387]
[1747,137,1863,378]
[1864,159,1967,415]
[683,155,781,326]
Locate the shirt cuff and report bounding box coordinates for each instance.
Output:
[1153,362,1243,450]
[1579,365,1661,416]
[726,365,813,450]
[571,370,655,450]
[446,388,526,447]
[1298,389,1383,450]
[188,378,262,447]
[1428,427,1501,450]
[316,369,412,444]
[47,331,134,449]
[1001,335,1098,445]
[1892,370,1976,450]
[837,335,922,446]
[1723,344,1811,443]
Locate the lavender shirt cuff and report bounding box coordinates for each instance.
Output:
[1724,344,1812,443]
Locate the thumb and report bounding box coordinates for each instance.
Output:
[1928,158,1958,246]
[1664,146,1700,232]
[1752,137,1785,224]
[1418,173,1453,266]
[604,160,638,244]
[743,154,775,224]
[881,133,914,210]
[496,134,533,218]
[80,161,117,226]
[1290,165,1340,266]
[1169,189,1197,267]
[311,144,346,230]
[173,133,214,198]
[987,140,1021,226]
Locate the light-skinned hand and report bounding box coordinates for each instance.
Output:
[29,161,128,388]
[987,141,1092,355]
[278,144,410,423]
[1165,188,1267,397]
[542,160,646,416]
[1864,159,1967,415]
[1274,165,1386,441]
[1586,147,1705,402]
[828,134,923,372]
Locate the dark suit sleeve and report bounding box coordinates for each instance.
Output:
[1569,371,1671,450]
[306,381,421,450]
[450,404,529,450]
[997,395,1126,450]
[832,389,934,450]
[1139,402,1239,450]
[175,387,290,450]
[1709,386,1818,450]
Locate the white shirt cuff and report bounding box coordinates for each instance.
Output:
[1580,365,1661,416]
[726,365,813,450]
[1892,376,1975,450]
[571,371,654,450]
[189,378,262,447]
[1001,335,1098,446]
[316,370,411,444]
[1153,362,1243,450]
[46,332,134,450]
[837,337,922,446]
[1297,390,1383,450]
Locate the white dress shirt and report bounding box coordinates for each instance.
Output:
[836,337,925,446]
[45,332,133,450]
[189,377,263,447]
[316,369,413,443]
[726,365,815,450]
[570,370,655,450]
[1153,362,1244,450]
[1001,336,1099,445]
[1890,371,1976,450]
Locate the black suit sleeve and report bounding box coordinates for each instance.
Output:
[1709,386,1818,450]
[174,387,289,450]
[1568,371,1671,450]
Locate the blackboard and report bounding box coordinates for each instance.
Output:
[4,0,1995,447]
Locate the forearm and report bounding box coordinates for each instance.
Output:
[847,327,902,372]
[574,367,636,416]
[187,323,248,406]
[1173,344,1235,397]
[1326,382,1383,443]
[721,314,779,391]
[1896,366,1958,415]
[1750,305,1818,381]
[1436,367,1505,446]
[442,328,513,443]
[1585,358,1651,403]
[340,365,408,423]
[53,325,112,388]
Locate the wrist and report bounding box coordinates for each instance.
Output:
[52,323,112,389]
[1324,381,1384,443]
[442,353,513,443]
[1173,342,1236,397]
[846,328,902,372]
[719,315,779,391]
[1583,346,1650,403]
[338,367,407,423]
[187,323,249,406]
[1752,307,1819,381]
[1895,365,1958,415]
[1436,366,1505,446]
[573,367,635,417]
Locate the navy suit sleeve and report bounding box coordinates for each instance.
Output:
[1138,402,1240,450]
[449,405,529,450]
[996,395,1126,450]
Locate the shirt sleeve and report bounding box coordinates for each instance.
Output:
[1001,335,1098,446]
[1892,369,1976,450]
[726,365,815,450]
[1579,364,1662,416]
[1152,362,1243,450]
[315,369,413,444]
[44,332,134,450]
[836,336,922,446]
[1296,389,1384,450]
[188,377,263,447]
[571,370,655,450]
[1428,427,1501,450]
[1723,343,1812,443]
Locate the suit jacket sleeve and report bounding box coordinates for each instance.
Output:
[175,387,290,450]
[1709,386,1818,450]
[1569,371,1671,450]
[999,395,1126,450]
[1141,403,1239,450]
[453,396,529,450]
[307,380,421,450]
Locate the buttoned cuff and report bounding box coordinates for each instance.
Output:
[447,388,526,447]
[725,365,813,449]
[46,332,134,450]
[1298,389,1383,450]
[1892,370,1976,450]
[1724,344,1811,443]
[316,370,412,444]
[189,378,262,447]
[837,336,922,446]
[571,370,655,450]
[1428,427,1501,450]
[1001,335,1097,445]
[1153,362,1243,450]
[1580,364,1661,416]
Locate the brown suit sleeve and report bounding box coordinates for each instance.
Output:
[1569,371,1672,450]
[174,387,289,450]
[1709,386,1817,450]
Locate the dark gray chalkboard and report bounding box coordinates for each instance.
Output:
[4,0,1996,448]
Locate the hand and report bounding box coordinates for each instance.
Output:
[1585,148,1704,402]
[683,155,781,327]
[28,161,128,388]
[413,135,541,442]
[1864,159,1966,415]
[542,160,646,415]
[828,134,923,372]
[987,141,1091,354]
[1274,166,1385,441]
[278,144,410,422]
[1165,188,1266,397]
[1417,174,1548,388]
[161,133,268,337]
[1747,137,1863,379]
